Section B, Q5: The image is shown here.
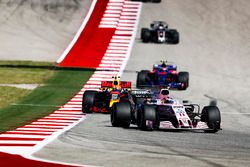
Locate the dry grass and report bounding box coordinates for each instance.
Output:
[0,67,54,84]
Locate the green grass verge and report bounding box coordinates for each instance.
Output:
[0,68,93,133]
[0,87,32,109]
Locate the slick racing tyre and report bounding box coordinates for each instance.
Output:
[82,90,97,113]
[168,29,179,44]
[152,0,161,2]
[177,72,189,90]
[141,28,151,43]
[111,101,131,128]
[137,105,157,130]
[201,106,221,133]
[136,70,150,88]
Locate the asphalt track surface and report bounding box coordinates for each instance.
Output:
[34,0,250,167]
[0,0,91,61]
[1,0,250,166]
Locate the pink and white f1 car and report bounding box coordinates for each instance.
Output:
[111,89,222,133]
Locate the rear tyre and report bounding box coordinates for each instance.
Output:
[136,70,150,88]
[177,72,189,90]
[82,90,97,113]
[137,105,157,130]
[141,28,151,43]
[152,0,161,2]
[111,101,131,128]
[201,106,221,133]
[167,29,179,44]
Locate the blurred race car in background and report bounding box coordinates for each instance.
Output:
[136,61,189,90]
[141,21,179,44]
[111,88,222,133]
[82,76,131,113]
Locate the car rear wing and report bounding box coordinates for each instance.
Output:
[101,81,132,89]
[120,81,132,88]
[101,81,112,88]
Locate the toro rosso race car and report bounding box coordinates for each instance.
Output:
[136,61,189,90]
[141,21,179,44]
[111,88,222,133]
[82,76,131,113]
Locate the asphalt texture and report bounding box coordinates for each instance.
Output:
[10,0,250,166]
[0,0,91,61]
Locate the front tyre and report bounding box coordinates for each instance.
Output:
[141,28,151,43]
[137,105,157,130]
[201,106,221,133]
[177,72,189,90]
[136,70,150,88]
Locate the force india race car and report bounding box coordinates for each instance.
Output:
[141,21,179,44]
[136,61,189,90]
[82,76,131,113]
[111,89,221,133]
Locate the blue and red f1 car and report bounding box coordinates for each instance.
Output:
[136,61,189,90]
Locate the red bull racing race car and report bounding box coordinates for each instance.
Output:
[82,76,131,113]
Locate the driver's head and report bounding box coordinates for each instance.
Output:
[113,80,118,86]
[112,80,121,90]
[112,76,121,89]
[161,89,169,95]
[161,61,167,67]
[159,89,169,100]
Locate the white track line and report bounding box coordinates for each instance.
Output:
[36,119,76,123]
[0,134,47,138]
